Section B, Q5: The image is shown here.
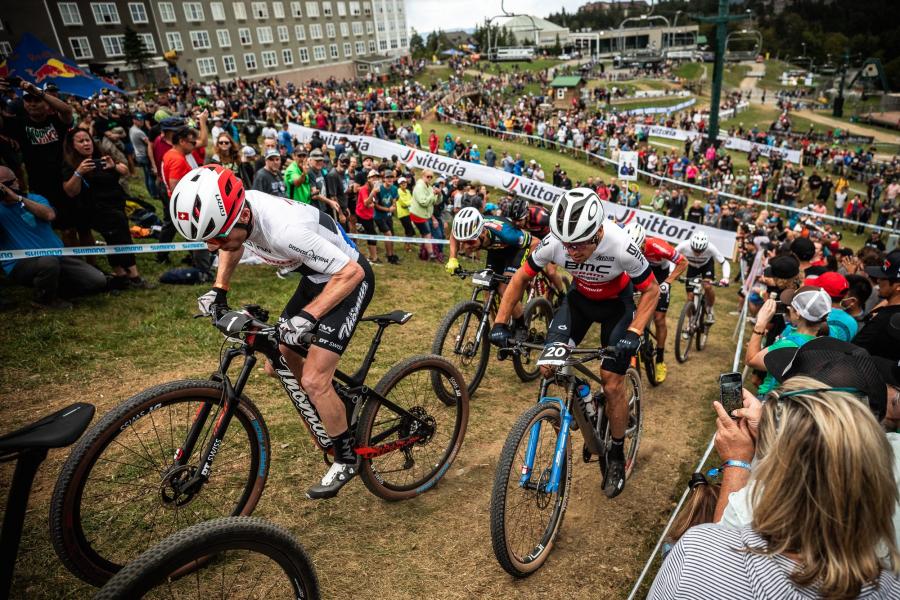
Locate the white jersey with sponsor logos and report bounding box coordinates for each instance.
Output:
[525,222,653,300]
[674,239,731,280]
[243,191,359,284]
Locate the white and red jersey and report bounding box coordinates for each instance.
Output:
[643,236,683,271]
[524,223,654,300]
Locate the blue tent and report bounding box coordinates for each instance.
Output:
[440,49,464,56]
[4,33,125,97]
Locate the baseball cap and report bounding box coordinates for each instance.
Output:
[763,337,887,421]
[293,147,308,156]
[367,169,380,178]
[865,249,900,281]
[764,255,800,279]
[805,272,848,300]
[154,109,172,123]
[264,148,280,159]
[779,286,831,322]
[791,237,815,261]
[132,112,146,121]
[241,146,257,158]
[397,176,407,183]
[160,116,186,131]
[309,149,325,160]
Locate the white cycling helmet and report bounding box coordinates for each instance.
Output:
[550,188,604,244]
[689,231,709,252]
[624,222,646,249]
[452,206,484,241]
[170,164,246,241]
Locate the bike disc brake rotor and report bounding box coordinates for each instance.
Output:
[534,467,553,510]
[403,406,436,446]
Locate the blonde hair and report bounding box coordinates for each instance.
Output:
[752,376,899,599]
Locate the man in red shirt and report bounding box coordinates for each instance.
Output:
[159,127,208,265]
[355,169,380,263]
[625,223,688,382]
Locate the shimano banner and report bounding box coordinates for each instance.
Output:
[288,125,737,258]
[637,123,803,164]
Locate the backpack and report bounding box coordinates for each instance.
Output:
[159,267,211,285]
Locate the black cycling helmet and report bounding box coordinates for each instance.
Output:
[508,198,529,221]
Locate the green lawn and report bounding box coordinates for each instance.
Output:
[417,66,454,88]
[478,59,563,75]
[674,62,704,81]
[608,95,694,110]
[721,104,781,130]
[722,64,751,90]
[758,59,808,90]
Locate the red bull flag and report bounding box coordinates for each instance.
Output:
[5,33,125,97]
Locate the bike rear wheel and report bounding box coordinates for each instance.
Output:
[50,380,269,586]
[357,355,469,500]
[674,301,695,363]
[94,516,319,600]
[641,330,659,387]
[512,297,553,383]
[431,300,490,400]
[597,368,643,481]
[490,402,571,578]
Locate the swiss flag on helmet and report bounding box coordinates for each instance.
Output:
[177,211,189,220]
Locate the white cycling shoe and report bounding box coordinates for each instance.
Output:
[306,461,358,500]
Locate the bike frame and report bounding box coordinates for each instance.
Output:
[451,271,506,358]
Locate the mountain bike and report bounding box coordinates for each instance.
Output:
[95,516,319,599]
[432,268,553,399]
[674,277,726,363]
[634,325,661,387]
[489,341,643,577]
[51,304,469,586]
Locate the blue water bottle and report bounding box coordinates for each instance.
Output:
[575,379,596,421]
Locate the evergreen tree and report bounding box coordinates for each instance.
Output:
[123,27,153,83]
[409,28,425,57]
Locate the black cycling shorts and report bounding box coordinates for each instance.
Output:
[374,217,393,234]
[486,246,522,275]
[280,256,375,355]
[685,259,715,292]
[546,285,636,375]
[651,265,671,312]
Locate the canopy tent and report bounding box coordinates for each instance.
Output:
[2,33,125,97]
[440,49,465,56]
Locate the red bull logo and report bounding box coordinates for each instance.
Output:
[27,58,84,83]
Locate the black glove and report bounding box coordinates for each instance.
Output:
[198,287,229,318]
[489,323,512,348]
[615,330,641,358]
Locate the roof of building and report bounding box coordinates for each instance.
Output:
[501,15,569,34]
[550,76,583,88]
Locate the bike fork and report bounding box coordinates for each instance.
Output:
[519,402,573,494]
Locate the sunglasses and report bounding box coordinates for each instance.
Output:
[562,236,597,251]
[217,140,232,145]
[0,179,16,186]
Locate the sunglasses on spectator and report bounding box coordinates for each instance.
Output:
[217,140,232,145]
[0,178,16,186]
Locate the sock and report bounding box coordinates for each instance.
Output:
[332,430,357,465]
[609,437,625,461]
[656,348,665,363]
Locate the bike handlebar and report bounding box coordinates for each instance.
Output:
[677,277,729,288]
[453,268,512,284]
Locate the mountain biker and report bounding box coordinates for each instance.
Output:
[624,223,688,383]
[675,231,731,325]
[508,197,566,296]
[172,165,373,500]
[446,206,537,326]
[489,188,660,498]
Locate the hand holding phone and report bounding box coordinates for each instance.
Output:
[719,372,743,418]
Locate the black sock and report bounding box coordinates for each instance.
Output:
[332,430,357,464]
[609,437,625,461]
[656,348,665,363]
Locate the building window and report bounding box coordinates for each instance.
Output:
[183,2,204,22]
[322,2,333,16]
[238,28,252,45]
[325,23,335,38]
[233,2,247,19]
[355,40,364,55]
[158,2,175,22]
[378,39,386,50]
[210,2,226,20]
[343,42,351,56]
[340,22,349,36]
[337,1,346,16]
[272,1,285,18]
[261,50,277,67]
[244,52,257,70]
[101,34,125,57]
[309,24,322,39]
[290,1,302,17]
[282,48,293,65]
[223,54,237,73]
[58,3,83,26]
[277,25,289,42]
[256,26,273,43]
[368,39,375,52]
[251,2,268,18]
[305,2,319,17]
[0,42,11,58]
[91,3,120,24]
[197,57,217,77]
[128,2,148,23]
[295,25,306,41]
[351,21,362,36]
[166,31,183,51]
[69,37,92,59]
[298,47,309,62]
[217,29,231,47]
[365,21,373,34]
[363,1,370,16]
[190,30,212,50]
[312,45,326,60]
[139,32,156,53]
[329,43,338,58]
[349,1,360,16]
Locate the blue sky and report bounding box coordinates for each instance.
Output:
[406,0,586,36]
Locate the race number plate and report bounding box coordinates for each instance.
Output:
[472,269,494,288]
[536,343,572,366]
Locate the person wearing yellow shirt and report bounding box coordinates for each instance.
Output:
[396,176,416,252]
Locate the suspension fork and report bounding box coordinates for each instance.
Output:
[520,395,574,494]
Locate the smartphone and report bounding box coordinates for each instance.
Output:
[719,372,743,418]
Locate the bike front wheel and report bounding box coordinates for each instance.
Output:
[50,380,269,586]
[357,355,469,500]
[94,517,319,600]
[431,300,490,400]
[696,305,710,351]
[490,402,571,578]
[674,301,695,363]
[512,297,553,383]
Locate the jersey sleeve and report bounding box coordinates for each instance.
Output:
[272,225,350,276]
[623,242,655,290]
[524,236,554,276]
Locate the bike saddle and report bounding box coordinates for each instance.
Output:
[360,310,413,326]
[0,403,95,454]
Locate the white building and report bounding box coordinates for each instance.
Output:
[372,0,409,55]
[499,15,570,48]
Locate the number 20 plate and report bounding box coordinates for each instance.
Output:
[536,343,571,366]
